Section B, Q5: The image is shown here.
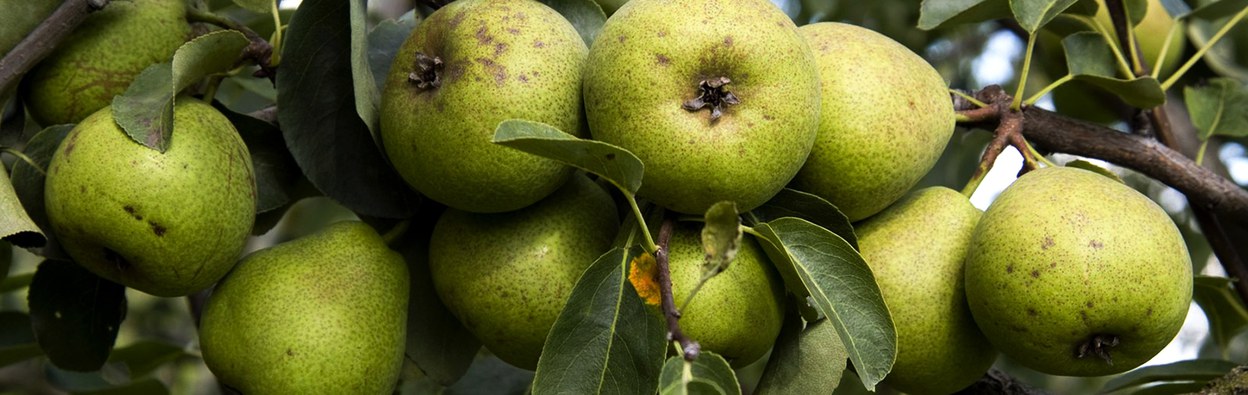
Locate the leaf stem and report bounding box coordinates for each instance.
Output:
[1011,33,1038,110]
[1090,16,1137,78]
[1023,74,1074,106]
[1151,21,1181,80]
[1195,140,1210,167]
[1162,6,1248,91]
[950,89,988,108]
[268,0,284,66]
[381,220,410,245]
[0,147,46,175]
[625,192,658,254]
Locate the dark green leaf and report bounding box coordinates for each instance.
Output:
[700,201,740,277]
[539,0,607,47]
[1062,32,1166,108]
[397,218,482,386]
[0,241,8,283]
[750,218,894,391]
[1064,0,1100,16]
[232,0,271,14]
[113,30,250,151]
[493,119,644,195]
[0,312,42,367]
[445,355,535,395]
[214,74,278,114]
[1192,276,1248,351]
[368,15,420,96]
[349,0,380,135]
[10,124,73,232]
[277,0,421,219]
[0,167,43,248]
[1132,381,1210,395]
[531,246,666,395]
[216,104,302,213]
[1100,359,1239,393]
[1065,160,1125,183]
[917,0,1011,30]
[657,352,739,395]
[107,341,186,379]
[1184,0,1248,20]
[1188,14,1248,81]
[75,378,169,395]
[756,316,847,394]
[0,272,34,293]
[1184,78,1248,140]
[28,260,127,372]
[1011,0,1081,32]
[747,188,858,251]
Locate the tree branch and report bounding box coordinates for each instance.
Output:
[956,369,1050,395]
[0,0,110,96]
[656,215,699,361]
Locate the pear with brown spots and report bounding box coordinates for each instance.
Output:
[667,222,785,368]
[791,22,955,222]
[380,0,587,213]
[582,0,821,215]
[964,166,1192,376]
[856,187,995,394]
[428,174,617,370]
[44,99,255,297]
[200,221,409,394]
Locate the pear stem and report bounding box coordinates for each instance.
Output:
[0,0,112,96]
[655,215,700,362]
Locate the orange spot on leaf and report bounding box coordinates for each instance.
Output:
[628,252,661,306]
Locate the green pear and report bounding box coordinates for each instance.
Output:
[380,0,586,213]
[200,221,409,394]
[582,0,820,215]
[965,166,1192,376]
[429,174,618,369]
[856,187,996,394]
[791,22,955,222]
[22,0,189,125]
[667,223,785,368]
[0,0,61,58]
[44,99,256,297]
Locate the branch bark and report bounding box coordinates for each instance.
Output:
[656,215,700,361]
[0,0,109,96]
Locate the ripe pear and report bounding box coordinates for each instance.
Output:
[582,0,820,215]
[667,223,785,368]
[199,221,409,394]
[429,174,618,369]
[44,99,255,297]
[22,0,189,125]
[791,22,955,222]
[964,166,1192,376]
[380,0,586,213]
[856,187,996,394]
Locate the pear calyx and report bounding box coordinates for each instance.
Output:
[408,52,444,90]
[682,76,739,121]
[1076,333,1120,365]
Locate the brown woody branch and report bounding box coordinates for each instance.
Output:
[656,215,700,361]
[0,0,110,96]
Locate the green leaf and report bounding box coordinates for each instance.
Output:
[1065,160,1125,183]
[0,241,8,283]
[1184,78,1248,140]
[444,355,535,395]
[28,260,127,372]
[0,166,44,248]
[277,0,421,219]
[1188,15,1248,81]
[368,15,420,97]
[9,125,73,232]
[531,246,666,395]
[231,0,272,14]
[107,341,187,379]
[0,311,42,368]
[215,104,302,213]
[1100,359,1239,393]
[0,272,33,293]
[349,0,380,135]
[113,30,250,152]
[657,352,739,395]
[1192,276,1248,351]
[74,378,169,395]
[538,0,607,47]
[1062,32,1165,108]
[493,119,644,194]
[397,219,482,386]
[918,0,1011,30]
[756,316,848,394]
[700,201,741,277]
[1012,0,1081,32]
[1184,0,1248,20]
[750,217,895,391]
[746,188,858,251]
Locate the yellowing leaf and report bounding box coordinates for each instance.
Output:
[628,252,661,306]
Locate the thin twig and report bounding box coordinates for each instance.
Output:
[0,0,111,95]
[656,216,699,361]
[186,8,276,81]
